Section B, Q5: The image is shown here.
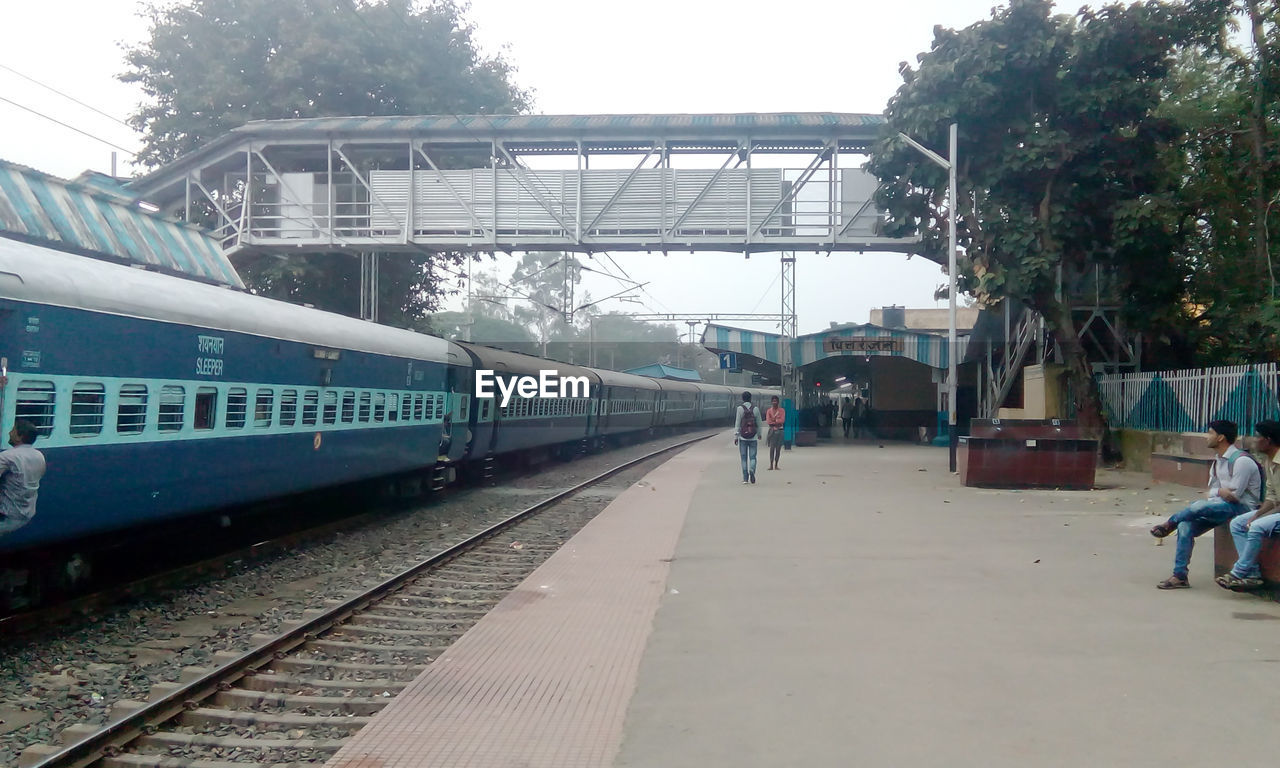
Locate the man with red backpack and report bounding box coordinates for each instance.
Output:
[734,391,764,485]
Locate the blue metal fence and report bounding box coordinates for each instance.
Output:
[1097,364,1280,435]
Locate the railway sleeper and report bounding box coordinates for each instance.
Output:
[210,689,390,715]
[103,754,316,768]
[307,639,446,655]
[238,674,407,694]
[133,731,346,753]
[269,658,424,680]
[329,624,464,640]
[413,578,525,590]
[396,588,508,601]
[432,563,531,576]
[348,612,479,628]
[180,708,373,732]
[385,595,495,609]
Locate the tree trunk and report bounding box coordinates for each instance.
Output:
[1040,293,1105,439]
[1246,0,1272,285]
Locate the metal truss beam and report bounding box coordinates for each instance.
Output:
[127,114,920,259]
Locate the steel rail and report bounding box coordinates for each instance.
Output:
[28,430,716,768]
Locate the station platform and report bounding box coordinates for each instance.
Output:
[326,434,1280,768]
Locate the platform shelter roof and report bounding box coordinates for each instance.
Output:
[0,160,243,288]
[622,363,703,382]
[703,322,969,370]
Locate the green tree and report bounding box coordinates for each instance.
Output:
[121,0,530,327]
[1156,4,1280,363]
[869,0,1219,432]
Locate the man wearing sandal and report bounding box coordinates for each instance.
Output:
[1217,420,1280,591]
[1150,420,1261,589]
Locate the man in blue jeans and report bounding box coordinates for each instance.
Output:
[733,391,763,485]
[1150,420,1261,589]
[1217,420,1280,590]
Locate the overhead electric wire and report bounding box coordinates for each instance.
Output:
[0,96,137,155]
[0,62,133,128]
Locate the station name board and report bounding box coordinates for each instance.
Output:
[823,337,903,354]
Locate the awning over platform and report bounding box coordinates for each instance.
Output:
[703,322,968,370]
[0,160,243,288]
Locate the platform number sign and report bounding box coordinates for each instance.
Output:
[718,353,738,370]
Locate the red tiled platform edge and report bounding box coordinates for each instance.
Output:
[969,418,1084,439]
[1150,453,1212,489]
[324,440,716,768]
[1213,523,1280,584]
[959,436,1098,489]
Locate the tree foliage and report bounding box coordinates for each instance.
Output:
[1157,2,1280,363]
[869,0,1221,430]
[121,0,530,326]
[122,0,529,167]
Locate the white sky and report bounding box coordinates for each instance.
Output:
[0,0,1103,336]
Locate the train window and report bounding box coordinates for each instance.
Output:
[194,387,217,430]
[302,391,319,426]
[70,382,106,437]
[458,395,469,421]
[322,391,338,425]
[400,393,411,421]
[158,386,186,432]
[14,381,56,438]
[415,394,425,421]
[254,389,274,428]
[116,384,148,434]
[387,393,399,422]
[280,390,298,427]
[226,388,248,429]
[341,391,356,423]
[373,392,385,423]
[358,392,371,422]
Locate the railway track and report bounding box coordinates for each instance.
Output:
[19,432,711,768]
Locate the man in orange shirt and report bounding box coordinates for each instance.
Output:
[765,395,786,471]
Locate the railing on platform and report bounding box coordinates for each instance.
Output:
[1096,363,1280,434]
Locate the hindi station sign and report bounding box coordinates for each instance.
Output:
[823,337,903,354]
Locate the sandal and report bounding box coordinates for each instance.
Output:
[1157,575,1190,589]
[1216,573,1265,591]
[1150,522,1175,539]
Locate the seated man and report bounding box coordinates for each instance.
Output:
[1217,420,1280,590]
[1150,420,1261,589]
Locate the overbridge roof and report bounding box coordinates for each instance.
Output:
[127,112,887,199]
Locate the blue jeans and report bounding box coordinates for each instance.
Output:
[1229,510,1280,578]
[1169,498,1248,578]
[738,439,758,480]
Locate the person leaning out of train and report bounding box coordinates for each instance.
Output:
[1150,419,1261,589]
[765,395,785,471]
[1217,420,1280,591]
[733,391,763,485]
[0,419,46,536]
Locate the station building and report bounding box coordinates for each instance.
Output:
[702,306,980,441]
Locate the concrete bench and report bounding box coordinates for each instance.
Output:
[1213,521,1280,592]
[1150,453,1213,488]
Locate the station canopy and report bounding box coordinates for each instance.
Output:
[0,160,243,288]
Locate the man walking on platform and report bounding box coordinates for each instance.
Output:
[734,391,763,485]
[1217,420,1280,590]
[1150,420,1261,589]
